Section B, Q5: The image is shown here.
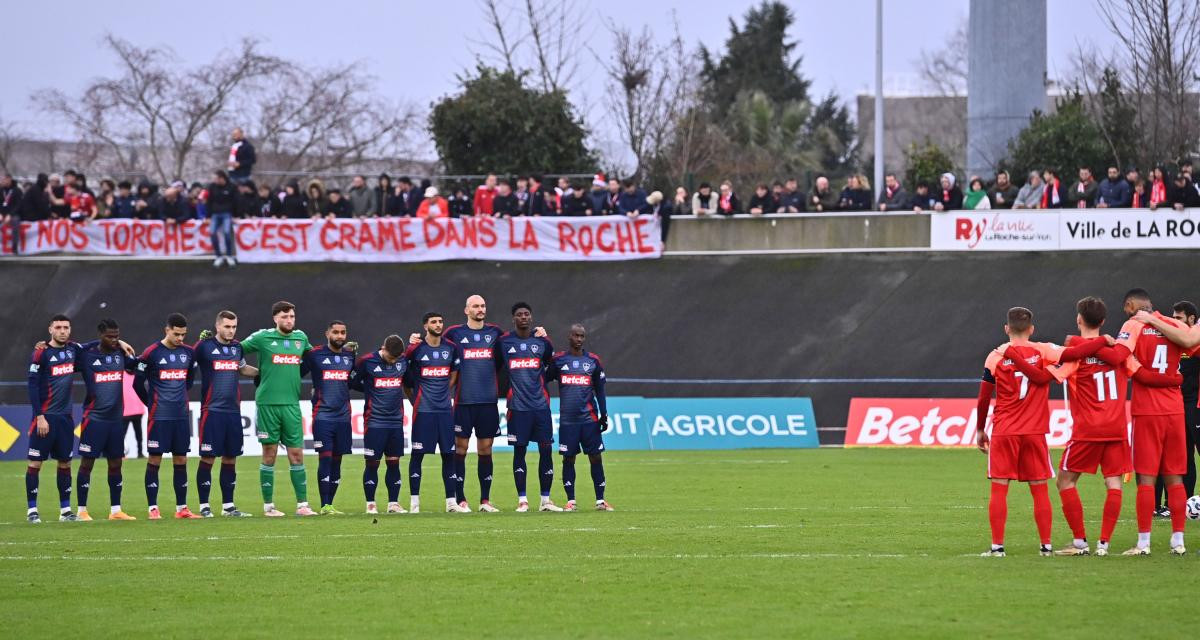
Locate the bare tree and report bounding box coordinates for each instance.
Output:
[916,18,968,96]
[474,0,585,93]
[0,116,19,174]
[1097,0,1200,163]
[234,62,420,181]
[34,35,281,184]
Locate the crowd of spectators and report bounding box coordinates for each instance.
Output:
[4,125,1200,259]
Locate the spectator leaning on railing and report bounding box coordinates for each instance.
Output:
[747,183,776,215]
[987,170,1018,210]
[1040,169,1064,208]
[473,174,497,215]
[1165,172,1200,211]
[780,178,806,213]
[909,182,937,213]
[933,173,962,212]
[672,187,691,216]
[1096,165,1131,208]
[374,174,392,217]
[692,182,718,216]
[415,186,449,218]
[617,179,647,216]
[717,181,740,216]
[1149,166,1169,208]
[346,175,376,218]
[838,175,872,212]
[963,177,990,210]
[1066,166,1098,208]
[809,176,838,212]
[877,173,908,212]
[1012,171,1044,209]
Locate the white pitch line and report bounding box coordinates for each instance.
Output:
[0,552,922,562]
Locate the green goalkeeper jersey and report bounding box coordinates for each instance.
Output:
[241,327,313,405]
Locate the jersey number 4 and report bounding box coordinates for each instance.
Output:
[1151,344,1169,374]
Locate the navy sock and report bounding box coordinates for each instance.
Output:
[25,466,38,509]
[219,462,236,505]
[513,445,528,497]
[385,460,402,502]
[537,444,554,497]
[363,459,380,503]
[318,453,333,507]
[173,462,188,507]
[197,460,213,505]
[56,467,72,509]
[108,468,123,508]
[441,453,456,499]
[408,453,424,497]
[145,463,160,507]
[330,456,343,502]
[454,453,467,503]
[590,459,606,500]
[479,454,494,502]
[562,456,576,501]
[76,467,92,509]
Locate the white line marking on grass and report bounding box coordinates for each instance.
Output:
[0,552,923,562]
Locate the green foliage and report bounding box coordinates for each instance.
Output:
[1003,92,1111,182]
[903,138,955,191]
[700,1,812,121]
[429,66,595,175]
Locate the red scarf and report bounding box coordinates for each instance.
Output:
[1151,179,1167,205]
[719,192,732,212]
[1132,191,1142,208]
[1040,179,1060,208]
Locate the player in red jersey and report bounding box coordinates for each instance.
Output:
[1116,290,1200,554]
[975,307,1112,557]
[1049,297,1181,556]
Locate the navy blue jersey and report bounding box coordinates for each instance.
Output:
[27,343,81,417]
[549,351,607,424]
[80,347,139,422]
[444,323,505,404]
[194,338,246,414]
[136,342,196,421]
[495,333,554,411]
[350,351,408,429]
[303,346,355,422]
[404,340,461,413]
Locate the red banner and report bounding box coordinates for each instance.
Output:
[0,216,663,262]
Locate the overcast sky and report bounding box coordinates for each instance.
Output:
[1,0,1117,163]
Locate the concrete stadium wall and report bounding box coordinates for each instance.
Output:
[665,213,930,253]
[2,251,1193,442]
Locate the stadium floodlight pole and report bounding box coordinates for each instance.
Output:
[873,0,884,203]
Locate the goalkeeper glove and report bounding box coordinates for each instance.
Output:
[599,416,609,433]
[198,329,214,341]
[344,341,359,353]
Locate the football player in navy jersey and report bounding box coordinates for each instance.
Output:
[136,313,201,520]
[76,318,143,521]
[193,311,258,518]
[350,335,410,514]
[495,302,563,512]
[443,295,506,512]
[405,312,464,513]
[548,324,613,511]
[302,320,357,515]
[26,315,85,523]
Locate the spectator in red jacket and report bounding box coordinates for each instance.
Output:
[473,173,497,215]
[415,186,449,218]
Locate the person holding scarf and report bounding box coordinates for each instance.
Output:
[1040,169,1063,208]
[1148,166,1169,210]
[717,181,740,216]
[933,173,963,212]
[964,177,991,210]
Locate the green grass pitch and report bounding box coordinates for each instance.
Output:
[1,448,1195,638]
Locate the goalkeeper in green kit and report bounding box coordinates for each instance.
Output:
[241,301,318,516]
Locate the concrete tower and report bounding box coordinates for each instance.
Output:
[966,0,1047,178]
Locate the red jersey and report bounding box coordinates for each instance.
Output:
[1116,313,1193,415]
[473,185,496,215]
[984,341,1062,436]
[68,192,96,218]
[1051,346,1138,441]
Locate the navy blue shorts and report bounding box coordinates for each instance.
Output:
[147,417,191,455]
[27,414,75,461]
[313,419,352,455]
[79,417,124,459]
[412,412,455,454]
[506,409,554,447]
[198,410,244,458]
[454,403,501,440]
[363,427,405,460]
[558,421,606,456]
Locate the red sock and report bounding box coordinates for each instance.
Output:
[1030,483,1053,545]
[1167,483,1187,534]
[1136,484,1154,534]
[1100,488,1122,543]
[1058,486,1086,540]
[988,482,1009,546]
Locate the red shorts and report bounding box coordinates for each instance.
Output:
[1131,414,1187,476]
[1059,439,1131,476]
[988,434,1053,481]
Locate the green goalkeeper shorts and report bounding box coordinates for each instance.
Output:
[256,404,304,448]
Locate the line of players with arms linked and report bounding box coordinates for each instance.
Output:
[24,295,613,523]
[979,289,1200,557]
